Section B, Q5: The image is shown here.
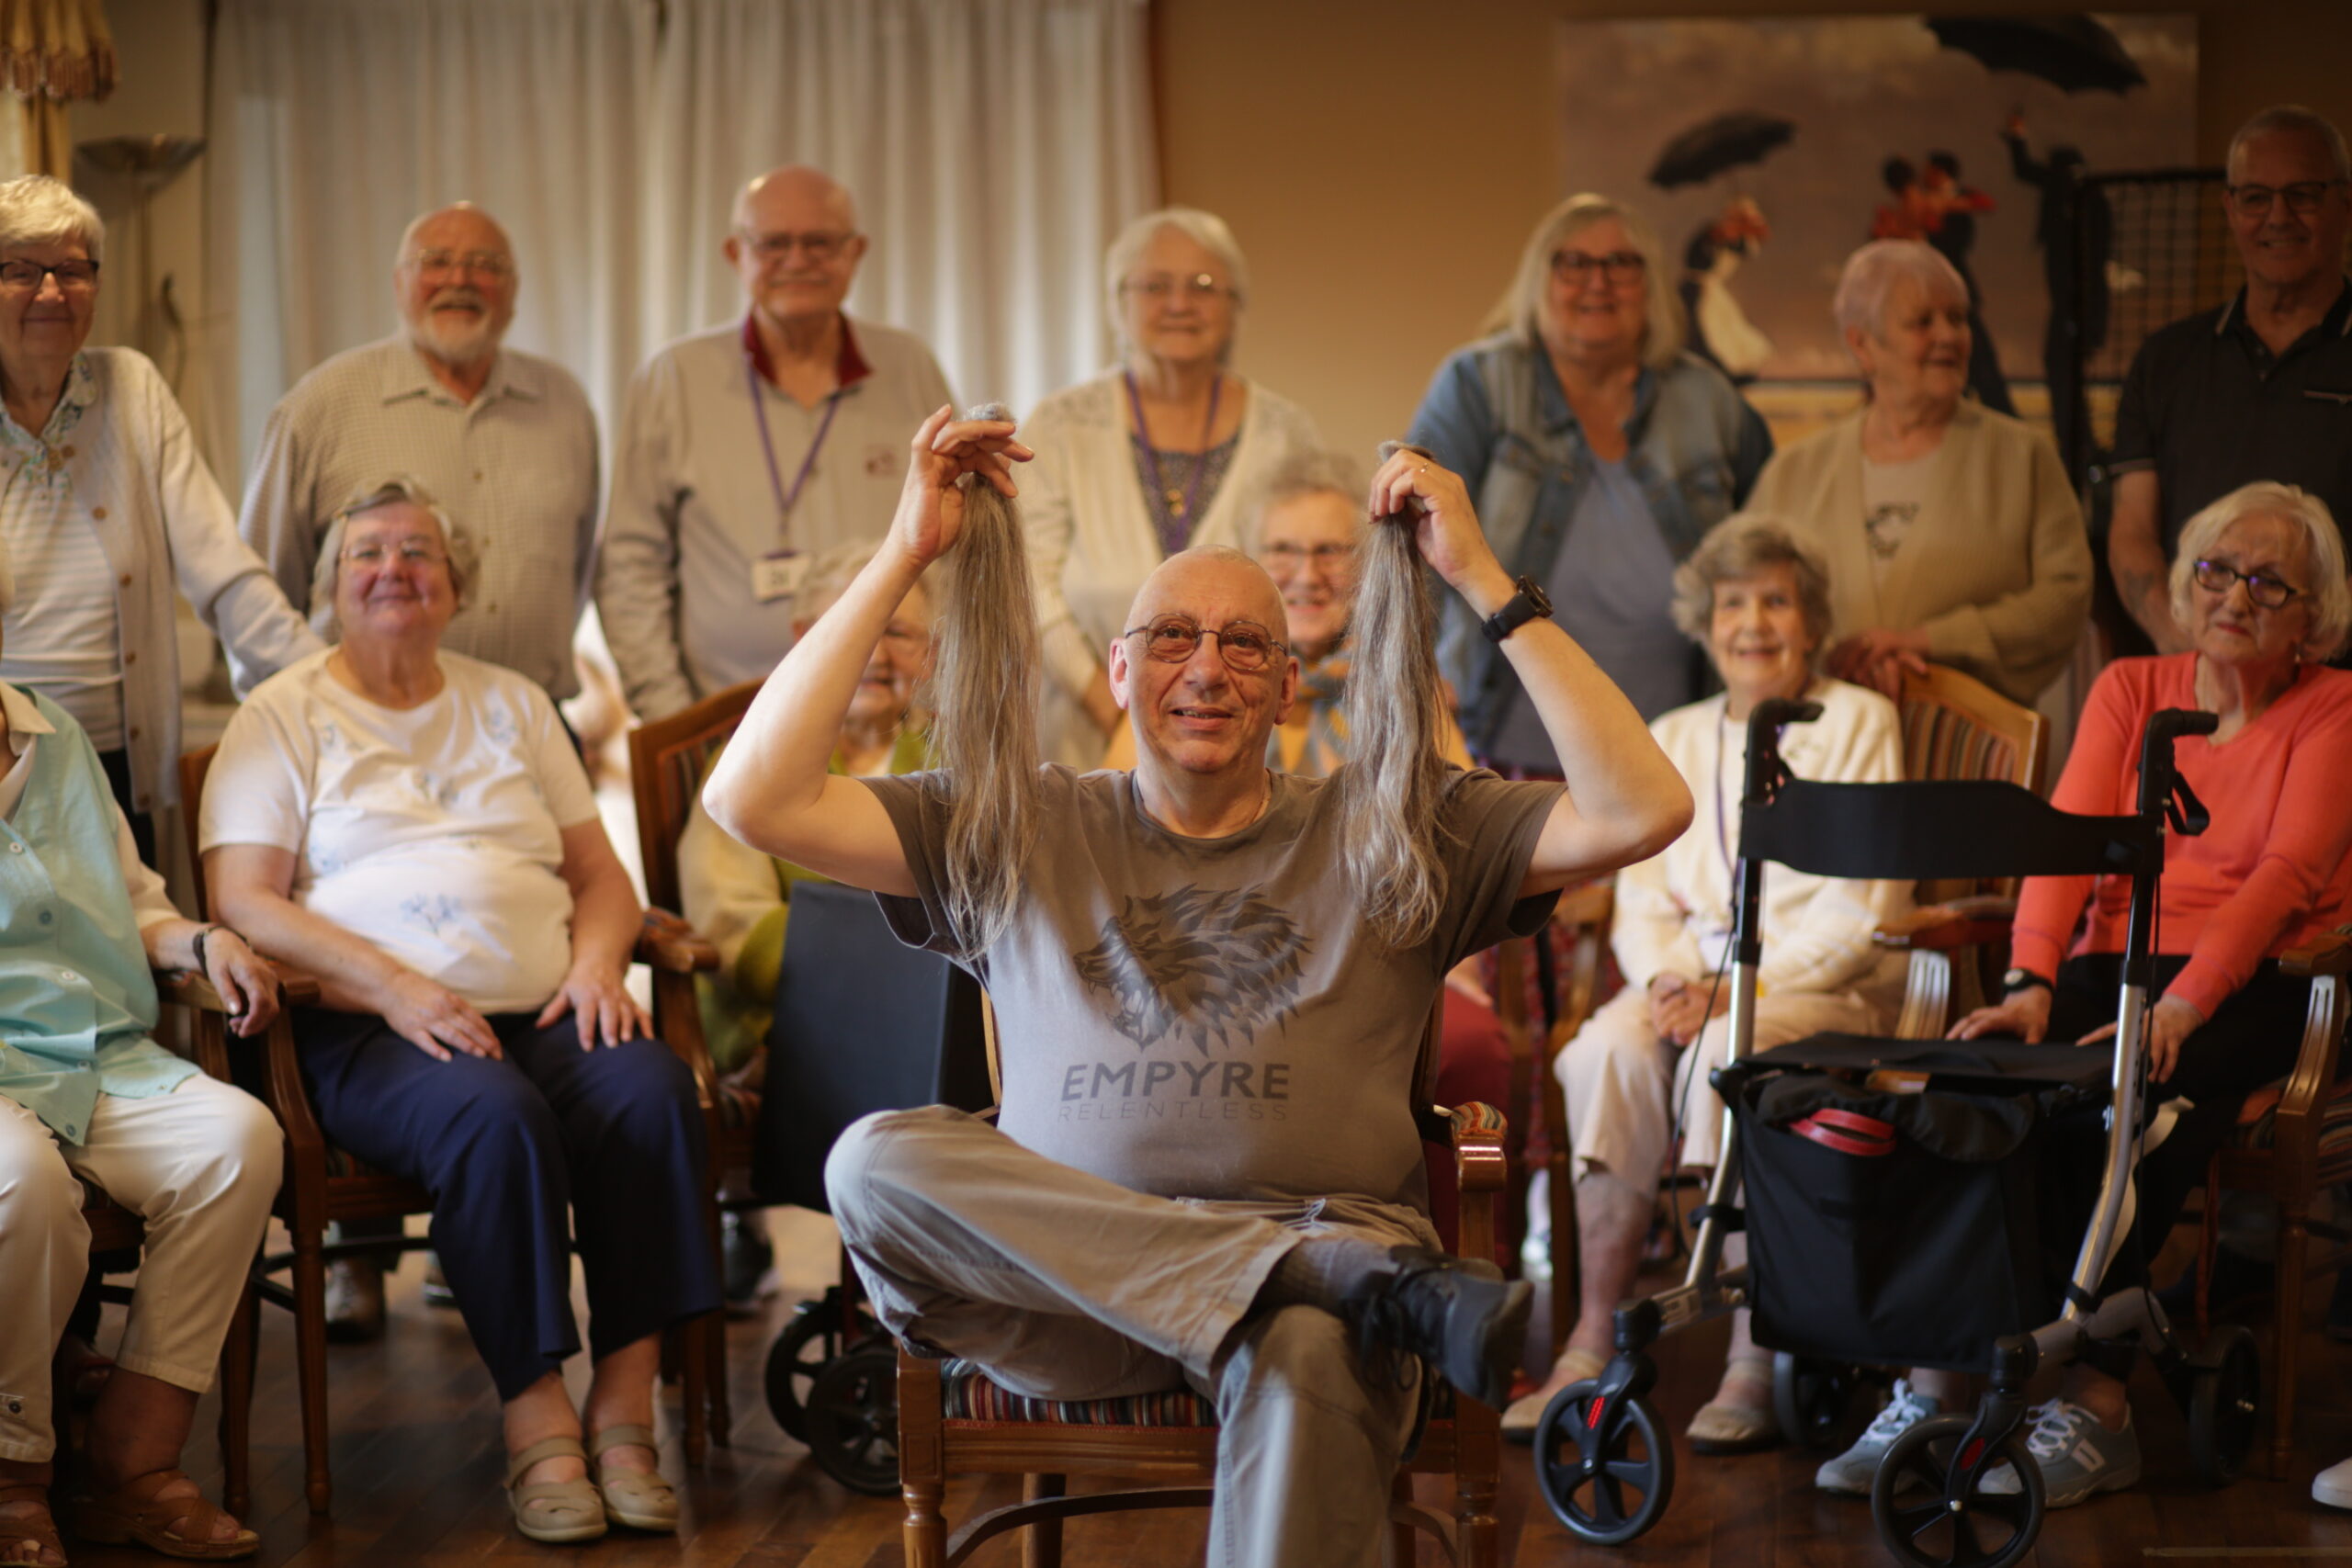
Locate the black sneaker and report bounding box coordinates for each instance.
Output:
[1341,1246,1530,1409]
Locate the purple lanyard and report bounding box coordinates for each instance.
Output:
[1124,368,1222,545]
[747,351,844,545]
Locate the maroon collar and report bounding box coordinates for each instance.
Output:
[742,310,873,390]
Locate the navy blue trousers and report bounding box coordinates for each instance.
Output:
[294,1008,720,1401]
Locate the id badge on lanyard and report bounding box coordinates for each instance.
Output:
[748,353,843,603]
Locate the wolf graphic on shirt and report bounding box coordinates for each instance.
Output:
[1072,886,1312,1056]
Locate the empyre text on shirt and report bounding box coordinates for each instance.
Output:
[1058,1057,1291,1120]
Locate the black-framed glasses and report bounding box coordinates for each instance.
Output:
[1551,249,1645,287]
[0,259,97,292]
[1122,615,1286,671]
[408,249,514,280]
[2225,179,2347,218]
[1120,272,1233,303]
[2193,558,2303,609]
[740,229,857,264]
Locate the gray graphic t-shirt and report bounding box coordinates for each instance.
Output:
[863,764,1562,1208]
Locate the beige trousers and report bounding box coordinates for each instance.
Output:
[1555,984,1879,1182]
[0,1074,280,1461]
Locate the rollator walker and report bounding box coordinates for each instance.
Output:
[1534,697,2263,1568]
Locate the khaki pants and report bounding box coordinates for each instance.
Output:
[1555,984,1879,1180]
[0,1075,280,1461]
[826,1106,1431,1568]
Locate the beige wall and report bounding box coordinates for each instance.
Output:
[1154,0,2352,461]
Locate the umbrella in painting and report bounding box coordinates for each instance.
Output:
[1648,110,1796,190]
[1925,16,2146,96]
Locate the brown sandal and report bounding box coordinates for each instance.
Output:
[67,1471,256,1561]
[0,1482,66,1567]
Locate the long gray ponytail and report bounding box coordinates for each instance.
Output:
[927,402,1042,953]
[1329,440,1454,949]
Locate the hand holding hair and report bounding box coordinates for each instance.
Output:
[892,404,1034,570]
[1367,444,1511,607]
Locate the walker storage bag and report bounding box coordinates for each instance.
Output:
[1730,1036,2107,1372]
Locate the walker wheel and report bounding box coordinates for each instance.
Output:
[1773,1353,1868,1450]
[801,1341,900,1496]
[2185,1323,2261,1488]
[763,1292,882,1442]
[1871,1413,2042,1568]
[1533,1378,1675,1546]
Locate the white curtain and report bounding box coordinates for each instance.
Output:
[198,0,1157,490]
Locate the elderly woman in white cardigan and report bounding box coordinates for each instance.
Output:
[1743,240,2091,705]
[1504,515,1907,1450]
[1020,207,1321,764]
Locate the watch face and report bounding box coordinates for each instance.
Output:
[1519,577,1555,617]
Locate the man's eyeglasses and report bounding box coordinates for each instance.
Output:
[2192,558,2303,609]
[2225,180,2348,218]
[741,230,857,264]
[1551,250,1645,287]
[342,540,449,569]
[0,259,98,293]
[1260,540,1356,572]
[407,249,514,281]
[1122,615,1286,672]
[1121,273,1233,303]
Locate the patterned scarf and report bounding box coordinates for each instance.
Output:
[1281,640,1353,777]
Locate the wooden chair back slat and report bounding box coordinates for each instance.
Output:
[627,681,763,915]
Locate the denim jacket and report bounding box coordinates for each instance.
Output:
[1405,333,1771,752]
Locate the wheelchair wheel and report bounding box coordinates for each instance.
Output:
[1773,1353,1868,1451]
[1532,1378,1675,1546]
[2185,1324,2261,1488]
[1871,1413,2042,1568]
[764,1292,881,1442]
[802,1341,900,1496]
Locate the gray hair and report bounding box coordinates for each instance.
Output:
[0,175,103,262]
[1102,207,1251,360]
[1669,513,1835,667]
[310,476,481,623]
[2169,481,2351,662]
[1490,194,1684,371]
[1238,449,1368,556]
[1832,240,1970,344]
[2228,105,2352,183]
[928,403,1042,953]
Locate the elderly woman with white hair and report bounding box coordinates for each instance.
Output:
[1744,239,2091,705]
[1408,194,1772,761]
[1021,206,1322,764]
[1855,481,2352,1513]
[200,479,718,1544]
[0,174,318,861]
[1503,513,1906,1446]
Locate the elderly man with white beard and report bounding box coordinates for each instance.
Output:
[234,202,600,1341]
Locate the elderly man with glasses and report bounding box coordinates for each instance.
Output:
[2106,105,2352,655]
[236,201,604,1344]
[596,164,955,723]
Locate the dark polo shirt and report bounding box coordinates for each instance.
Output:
[2109,278,2352,554]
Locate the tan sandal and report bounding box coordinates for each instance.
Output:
[588,1426,677,1533]
[68,1470,254,1561]
[503,1438,606,1544]
[0,1482,66,1567]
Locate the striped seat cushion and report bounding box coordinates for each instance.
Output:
[938,1361,1458,1427]
[2230,1077,2352,1161]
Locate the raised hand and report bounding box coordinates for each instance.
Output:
[889,405,1034,570]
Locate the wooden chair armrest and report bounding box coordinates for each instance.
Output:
[153,959,322,1011]
[1876,897,2018,953]
[637,909,719,974]
[2281,930,2352,978]
[1441,1101,1510,1195]
[1552,879,1614,931]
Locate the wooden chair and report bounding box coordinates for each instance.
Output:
[179,744,725,1512]
[893,1004,1508,1568]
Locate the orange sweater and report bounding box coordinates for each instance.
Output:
[2011,654,2352,1021]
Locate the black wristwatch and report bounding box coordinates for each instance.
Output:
[1480,576,1555,644]
[2001,966,2053,997]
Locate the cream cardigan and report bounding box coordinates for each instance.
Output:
[1021,369,1321,765]
[1744,402,2092,704]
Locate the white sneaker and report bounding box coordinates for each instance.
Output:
[2315,1454,2352,1509]
[1981,1400,2140,1507]
[1815,1379,1940,1494]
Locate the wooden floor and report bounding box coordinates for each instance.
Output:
[60,1225,2352,1566]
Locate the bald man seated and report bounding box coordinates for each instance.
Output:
[597,164,956,721]
[703,412,1693,1568]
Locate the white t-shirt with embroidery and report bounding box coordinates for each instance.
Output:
[200,649,599,1012]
